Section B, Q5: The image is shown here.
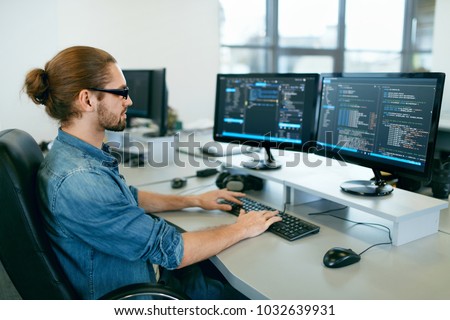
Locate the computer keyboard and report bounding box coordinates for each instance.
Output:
[220,197,320,241]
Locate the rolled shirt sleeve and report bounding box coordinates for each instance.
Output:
[51,169,184,270]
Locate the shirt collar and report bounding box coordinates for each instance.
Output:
[56,128,117,167]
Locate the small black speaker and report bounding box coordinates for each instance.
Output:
[215,172,264,192]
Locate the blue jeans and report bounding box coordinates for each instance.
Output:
[158,261,248,300]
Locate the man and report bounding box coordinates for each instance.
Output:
[23,46,280,299]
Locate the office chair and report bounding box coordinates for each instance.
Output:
[0,129,188,300]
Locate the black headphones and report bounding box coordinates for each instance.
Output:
[215,172,264,192]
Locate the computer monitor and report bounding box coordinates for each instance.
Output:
[315,72,446,196]
[122,69,168,136]
[213,73,320,170]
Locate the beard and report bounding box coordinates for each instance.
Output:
[97,102,127,132]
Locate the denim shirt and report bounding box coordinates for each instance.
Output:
[37,129,183,299]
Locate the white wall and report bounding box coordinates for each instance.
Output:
[0,0,219,142]
[2,0,450,142]
[0,0,60,142]
[432,0,450,122]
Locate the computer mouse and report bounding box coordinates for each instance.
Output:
[323,247,361,268]
[171,177,187,189]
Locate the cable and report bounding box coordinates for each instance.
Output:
[438,229,450,236]
[134,168,219,188]
[281,202,346,216]
[134,179,172,188]
[281,201,288,214]
[306,205,349,215]
[308,209,393,256]
[175,182,216,195]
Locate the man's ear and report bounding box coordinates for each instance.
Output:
[77,89,95,111]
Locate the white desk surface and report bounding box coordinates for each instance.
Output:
[120,147,450,300]
[438,117,450,131]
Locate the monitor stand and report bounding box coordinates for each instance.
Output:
[340,169,394,196]
[241,145,281,170]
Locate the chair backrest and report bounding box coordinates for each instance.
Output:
[0,129,77,299]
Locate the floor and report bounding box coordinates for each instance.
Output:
[0,260,21,299]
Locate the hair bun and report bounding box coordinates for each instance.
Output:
[40,69,48,84]
[24,68,50,105]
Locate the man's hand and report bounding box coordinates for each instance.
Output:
[179,208,282,269]
[194,188,245,211]
[236,209,282,238]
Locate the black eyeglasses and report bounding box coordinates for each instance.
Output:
[89,87,129,100]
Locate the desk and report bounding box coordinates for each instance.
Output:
[224,152,448,246]
[120,141,450,300]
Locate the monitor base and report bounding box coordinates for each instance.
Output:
[241,159,281,171]
[340,180,393,196]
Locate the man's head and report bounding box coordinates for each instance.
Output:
[24,46,131,131]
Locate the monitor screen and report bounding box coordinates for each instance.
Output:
[315,72,446,196]
[213,73,320,170]
[123,69,168,136]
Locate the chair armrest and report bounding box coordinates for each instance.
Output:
[99,283,189,300]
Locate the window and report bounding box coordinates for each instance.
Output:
[345,0,404,72]
[278,0,339,49]
[219,0,267,46]
[219,0,435,73]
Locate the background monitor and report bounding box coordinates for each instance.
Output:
[213,73,320,170]
[315,72,446,196]
[122,69,168,136]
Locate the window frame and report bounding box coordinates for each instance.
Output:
[219,0,434,73]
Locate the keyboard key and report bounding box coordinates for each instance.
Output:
[220,197,320,241]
